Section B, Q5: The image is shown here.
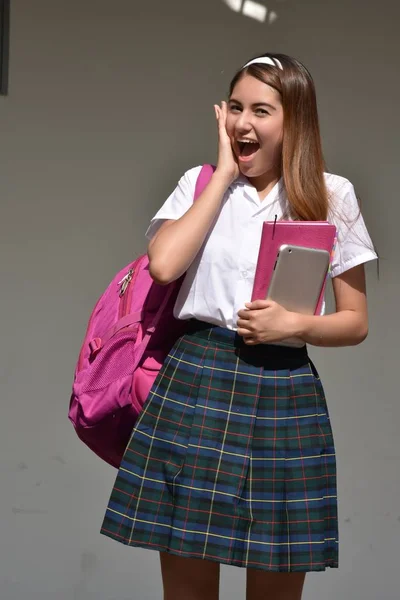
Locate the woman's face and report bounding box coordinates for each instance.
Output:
[226,74,284,182]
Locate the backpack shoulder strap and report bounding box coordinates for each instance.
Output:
[194,164,216,201]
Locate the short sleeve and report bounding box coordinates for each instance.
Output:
[328,177,377,277]
[145,165,202,240]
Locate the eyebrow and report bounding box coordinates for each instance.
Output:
[228,98,277,111]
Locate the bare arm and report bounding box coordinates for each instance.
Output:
[293,265,369,346]
[148,171,232,285]
[237,265,369,348]
[147,101,239,285]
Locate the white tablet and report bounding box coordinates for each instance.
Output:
[266,244,330,347]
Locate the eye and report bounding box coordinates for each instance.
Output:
[228,103,241,113]
[255,108,269,116]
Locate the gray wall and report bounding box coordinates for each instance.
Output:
[0,0,398,598]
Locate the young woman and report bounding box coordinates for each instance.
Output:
[101,53,377,600]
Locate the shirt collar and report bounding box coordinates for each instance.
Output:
[231,175,285,209]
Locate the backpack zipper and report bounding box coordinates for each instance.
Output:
[118,268,134,319]
[118,268,134,297]
[118,255,148,319]
[118,261,141,319]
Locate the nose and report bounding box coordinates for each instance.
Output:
[234,110,253,135]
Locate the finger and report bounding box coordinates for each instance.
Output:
[237,310,251,321]
[245,300,271,310]
[216,107,228,136]
[237,321,254,335]
[221,100,227,117]
[218,105,229,133]
[237,320,253,332]
[222,101,230,127]
[236,327,253,338]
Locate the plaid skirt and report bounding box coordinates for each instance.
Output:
[100,320,338,572]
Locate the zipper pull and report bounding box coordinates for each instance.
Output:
[118,268,134,297]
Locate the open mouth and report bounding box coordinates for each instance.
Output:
[237,140,260,160]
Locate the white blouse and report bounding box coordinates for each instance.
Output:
[146,166,377,330]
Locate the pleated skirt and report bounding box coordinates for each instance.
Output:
[101,320,338,572]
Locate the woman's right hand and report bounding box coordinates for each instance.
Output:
[214,101,240,185]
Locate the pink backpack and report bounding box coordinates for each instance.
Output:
[69,165,214,467]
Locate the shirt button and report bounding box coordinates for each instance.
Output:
[242,271,248,278]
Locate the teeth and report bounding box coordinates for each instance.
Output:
[238,139,257,144]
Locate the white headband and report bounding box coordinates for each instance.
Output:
[243,56,283,71]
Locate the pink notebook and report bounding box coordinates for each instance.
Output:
[252,221,337,315]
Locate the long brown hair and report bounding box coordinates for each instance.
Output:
[229,53,329,221]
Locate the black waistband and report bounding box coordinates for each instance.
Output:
[185,319,309,368]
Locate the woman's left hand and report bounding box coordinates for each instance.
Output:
[237,300,301,345]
